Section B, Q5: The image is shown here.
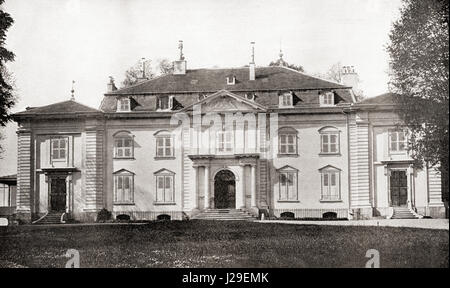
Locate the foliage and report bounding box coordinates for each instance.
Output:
[96,208,112,222]
[121,58,173,87]
[269,58,304,72]
[386,0,449,202]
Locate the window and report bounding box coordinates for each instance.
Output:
[226,76,236,85]
[278,128,297,155]
[51,138,67,161]
[113,170,134,204]
[277,166,298,201]
[216,130,233,153]
[154,169,175,204]
[319,127,340,155]
[320,166,341,201]
[0,184,10,207]
[155,131,174,158]
[117,98,130,112]
[279,92,293,107]
[113,131,134,158]
[389,129,407,153]
[157,95,173,111]
[320,92,334,106]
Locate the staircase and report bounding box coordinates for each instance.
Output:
[33,212,64,224]
[391,207,419,219]
[191,209,257,221]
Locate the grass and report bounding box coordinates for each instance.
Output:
[0,221,448,268]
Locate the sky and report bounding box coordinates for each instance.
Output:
[0,0,403,175]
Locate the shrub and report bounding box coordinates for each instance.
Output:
[97,208,112,222]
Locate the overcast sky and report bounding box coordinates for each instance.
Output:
[0,0,403,175]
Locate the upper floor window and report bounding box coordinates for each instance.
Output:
[155,130,174,158]
[319,126,340,155]
[277,166,298,201]
[320,92,335,106]
[157,95,173,111]
[279,92,293,108]
[51,137,68,162]
[154,169,175,204]
[117,98,131,112]
[389,129,407,153]
[226,76,236,85]
[113,169,134,204]
[216,130,233,153]
[278,127,298,155]
[319,165,341,201]
[113,131,134,159]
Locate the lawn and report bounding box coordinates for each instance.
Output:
[0,221,448,268]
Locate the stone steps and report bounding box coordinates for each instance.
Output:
[391,207,419,219]
[34,212,64,224]
[192,209,256,221]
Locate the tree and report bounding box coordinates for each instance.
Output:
[0,1,16,155]
[387,0,449,210]
[269,54,304,72]
[314,62,365,101]
[121,58,173,87]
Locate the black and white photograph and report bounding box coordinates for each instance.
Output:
[0,0,448,275]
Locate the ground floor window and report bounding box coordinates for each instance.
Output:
[320,166,341,201]
[0,184,10,207]
[277,166,298,201]
[113,170,134,204]
[154,169,175,204]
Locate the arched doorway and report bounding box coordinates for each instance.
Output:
[214,170,236,209]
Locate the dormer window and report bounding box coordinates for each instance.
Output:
[279,92,293,108]
[246,93,256,101]
[226,76,236,85]
[117,98,131,112]
[157,95,173,111]
[320,92,335,106]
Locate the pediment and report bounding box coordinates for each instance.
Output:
[182,90,266,113]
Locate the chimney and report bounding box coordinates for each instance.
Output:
[341,65,358,89]
[107,76,117,92]
[173,40,187,75]
[249,42,255,81]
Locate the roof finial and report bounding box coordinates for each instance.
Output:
[70,80,75,101]
[178,40,184,60]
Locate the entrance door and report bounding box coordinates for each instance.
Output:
[390,170,408,207]
[50,178,67,212]
[214,170,236,209]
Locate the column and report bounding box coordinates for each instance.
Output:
[237,165,245,209]
[192,166,198,209]
[204,166,210,209]
[250,165,256,207]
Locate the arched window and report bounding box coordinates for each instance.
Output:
[154,130,174,158]
[113,131,134,158]
[319,165,341,201]
[278,127,298,155]
[113,169,134,204]
[319,126,340,155]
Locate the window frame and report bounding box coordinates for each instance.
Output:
[319,166,341,202]
[277,166,299,202]
[157,95,174,111]
[114,134,134,159]
[0,183,10,207]
[113,170,135,205]
[279,92,294,108]
[320,92,335,107]
[319,127,340,155]
[388,129,407,155]
[216,129,234,154]
[154,169,176,204]
[117,97,131,112]
[278,127,298,156]
[155,131,174,158]
[50,137,68,163]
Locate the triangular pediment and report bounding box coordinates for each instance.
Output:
[182,90,267,113]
